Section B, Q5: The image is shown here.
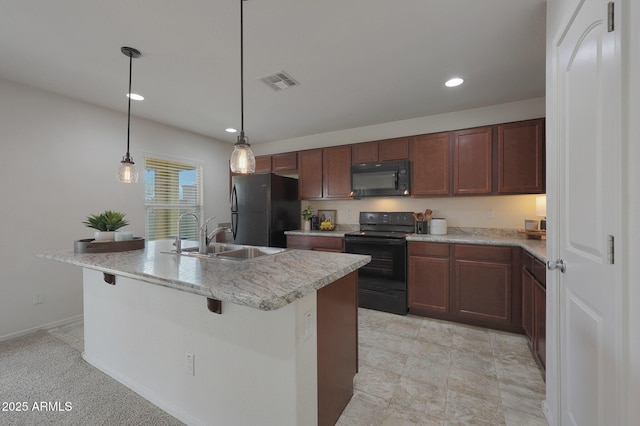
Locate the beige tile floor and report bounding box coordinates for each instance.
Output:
[338,308,548,426]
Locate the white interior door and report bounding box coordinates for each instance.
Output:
[555,0,623,425]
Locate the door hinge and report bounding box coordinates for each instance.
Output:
[608,2,614,32]
[607,235,615,264]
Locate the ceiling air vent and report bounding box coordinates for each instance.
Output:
[258,71,299,91]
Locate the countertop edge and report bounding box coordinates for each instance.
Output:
[37,248,371,312]
[406,235,546,262]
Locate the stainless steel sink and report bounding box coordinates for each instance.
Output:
[181,243,244,255]
[164,243,285,261]
[216,246,286,260]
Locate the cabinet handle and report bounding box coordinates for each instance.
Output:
[547,259,566,273]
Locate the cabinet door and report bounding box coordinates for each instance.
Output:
[323,145,352,199]
[352,141,379,164]
[298,149,323,199]
[379,137,409,161]
[272,152,297,172]
[408,255,450,314]
[411,132,451,196]
[453,126,493,195]
[254,155,272,173]
[454,259,511,325]
[497,118,545,193]
[534,280,546,367]
[522,267,535,341]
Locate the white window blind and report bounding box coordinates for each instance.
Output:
[144,156,203,241]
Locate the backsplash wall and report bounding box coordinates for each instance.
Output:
[305,194,542,229]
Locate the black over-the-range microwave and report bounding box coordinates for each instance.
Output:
[351,160,410,198]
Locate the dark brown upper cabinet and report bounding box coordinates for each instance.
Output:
[272,152,297,172]
[351,141,379,164]
[298,149,324,199]
[254,155,272,174]
[323,145,352,199]
[351,137,409,164]
[411,132,452,196]
[497,118,545,194]
[453,126,493,195]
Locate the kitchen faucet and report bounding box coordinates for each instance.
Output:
[174,212,200,253]
[199,217,231,254]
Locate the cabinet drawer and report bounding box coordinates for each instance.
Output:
[533,259,546,287]
[522,250,535,272]
[408,242,450,257]
[287,235,343,252]
[454,244,512,262]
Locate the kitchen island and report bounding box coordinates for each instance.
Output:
[38,240,370,426]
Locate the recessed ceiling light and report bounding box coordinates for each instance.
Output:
[226,128,237,133]
[445,77,464,88]
[127,93,144,101]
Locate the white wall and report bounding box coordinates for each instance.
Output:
[0,79,232,340]
[254,97,546,229]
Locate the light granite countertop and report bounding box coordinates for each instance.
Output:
[38,240,370,311]
[406,234,546,262]
[287,226,547,262]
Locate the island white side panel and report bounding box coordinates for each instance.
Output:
[82,268,317,426]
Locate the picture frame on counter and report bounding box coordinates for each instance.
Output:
[317,209,337,224]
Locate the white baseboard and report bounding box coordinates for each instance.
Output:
[0,314,83,342]
[82,352,203,426]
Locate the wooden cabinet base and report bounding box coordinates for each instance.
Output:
[317,272,358,426]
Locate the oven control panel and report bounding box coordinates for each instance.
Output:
[359,211,414,226]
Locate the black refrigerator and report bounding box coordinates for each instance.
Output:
[230,173,300,248]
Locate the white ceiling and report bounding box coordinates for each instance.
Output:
[0,0,546,145]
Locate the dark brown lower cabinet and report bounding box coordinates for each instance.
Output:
[521,250,546,370]
[408,242,522,333]
[286,235,344,252]
[317,271,358,426]
[408,242,451,316]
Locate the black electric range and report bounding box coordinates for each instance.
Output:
[344,212,414,315]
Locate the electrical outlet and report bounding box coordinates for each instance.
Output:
[33,291,44,305]
[303,310,312,341]
[184,352,194,376]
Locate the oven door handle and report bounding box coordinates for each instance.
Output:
[345,237,406,246]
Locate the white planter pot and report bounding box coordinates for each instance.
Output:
[303,220,311,231]
[94,231,116,242]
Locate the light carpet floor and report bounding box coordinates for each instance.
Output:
[0,323,183,426]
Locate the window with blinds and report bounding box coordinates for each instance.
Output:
[144,156,203,241]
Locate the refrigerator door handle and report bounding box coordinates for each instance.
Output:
[230,185,238,212]
[231,213,238,240]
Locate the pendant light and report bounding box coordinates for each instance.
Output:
[229,0,256,174]
[117,46,141,183]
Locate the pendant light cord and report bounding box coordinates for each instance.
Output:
[240,0,245,138]
[126,52,133,158]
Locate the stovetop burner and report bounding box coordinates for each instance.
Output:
[346,211,415,239]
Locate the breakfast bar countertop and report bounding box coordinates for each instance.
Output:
[38,240,370,311]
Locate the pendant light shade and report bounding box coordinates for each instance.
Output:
[117,46,141,183]
[229,0,256,174]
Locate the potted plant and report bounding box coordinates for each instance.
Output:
[301,206,313,231]
[83,210,130,241]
